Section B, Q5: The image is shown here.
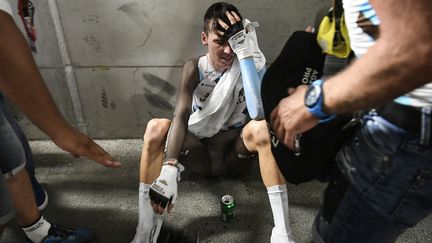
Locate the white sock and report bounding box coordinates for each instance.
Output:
[131,183,158,243]
[22,215,51,243]
[267,184,296,243]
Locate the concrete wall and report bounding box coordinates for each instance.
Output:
[9,0,328,139]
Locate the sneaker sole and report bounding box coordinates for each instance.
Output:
[37,189,49,210]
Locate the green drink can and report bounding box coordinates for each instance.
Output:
[220,195,236,222]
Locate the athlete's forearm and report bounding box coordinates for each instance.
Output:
[239,57,265,119]
[164,109,190,160]
[163,59,198,160]
[323,0,432,114]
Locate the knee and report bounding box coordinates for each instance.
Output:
[243,120,271,148]
[143,118,170,148]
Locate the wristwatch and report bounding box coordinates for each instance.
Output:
[304,79,336,123]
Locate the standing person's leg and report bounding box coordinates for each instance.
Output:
[0,173,15,236]
[225,120,296,243]
[0,93,47,210]
[6,169,97,243]
[0,97,36,233]
[1,107,95,243]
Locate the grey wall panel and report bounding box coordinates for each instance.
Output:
[57,0,328,66]
[14,68,76,139]
[75,67,181,138]
[57,0,204,66]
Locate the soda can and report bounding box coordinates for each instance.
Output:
[220,195,235,222]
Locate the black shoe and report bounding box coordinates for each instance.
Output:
[157,224,198,243]
[30,175,48,210]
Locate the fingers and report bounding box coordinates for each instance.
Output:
[305,25,314,33]
[150,201,174,214]
[230,11,241,22]
[270,104,296,150]
[79,140,121,168]
[88,141,122,168]
[287,87,296,95]
[225,11,238,25]
[283,130,296,150]
[168,203,174,213]
[217,10,241,32]
[217,18,230,30]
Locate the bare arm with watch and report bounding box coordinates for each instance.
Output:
[270,0,432,149]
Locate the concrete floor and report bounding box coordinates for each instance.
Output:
[2,139,432,243]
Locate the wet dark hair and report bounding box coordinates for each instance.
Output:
[203,2,242,34]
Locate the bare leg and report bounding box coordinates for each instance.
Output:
[242,120,286,186]
[6,170,40,226]
[139,118,172,184]
[242,120,295,243]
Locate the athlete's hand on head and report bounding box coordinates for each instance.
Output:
[270,85,319,150]
[149,164,179,214]
[216,11,243,41]
[217,11,252,60]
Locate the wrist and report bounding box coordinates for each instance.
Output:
[162,159,185,181]
[304,79,336,123]
[163,159,179,167]
[228,30,252,59]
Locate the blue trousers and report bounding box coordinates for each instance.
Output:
[0,93,35,176]
[315,112,432,243]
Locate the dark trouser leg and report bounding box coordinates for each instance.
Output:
[178,131,212,177]
[223,132,257,177]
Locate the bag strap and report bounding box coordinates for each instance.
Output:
[333,0,344,19]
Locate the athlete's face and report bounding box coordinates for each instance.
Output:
[201,27,234,72]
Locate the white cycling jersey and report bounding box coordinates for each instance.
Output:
[193,54,247,130]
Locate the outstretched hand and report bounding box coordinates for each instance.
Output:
[270,86,319,149]
[52,128,121,168]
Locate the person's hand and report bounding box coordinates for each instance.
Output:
[217,11,252,60]
[149,165,178,214]
[51,127,121,168]
[305,25,314,33]
[270,86,320,149]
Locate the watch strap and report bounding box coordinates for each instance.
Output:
[307,79,336,123]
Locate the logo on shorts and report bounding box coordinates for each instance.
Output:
[267,122,280,147]
[302,67,319,84]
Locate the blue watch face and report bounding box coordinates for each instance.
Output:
[305,85,321,107]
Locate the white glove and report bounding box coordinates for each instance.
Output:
[228,29,252,60]
[149,164,179,209]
